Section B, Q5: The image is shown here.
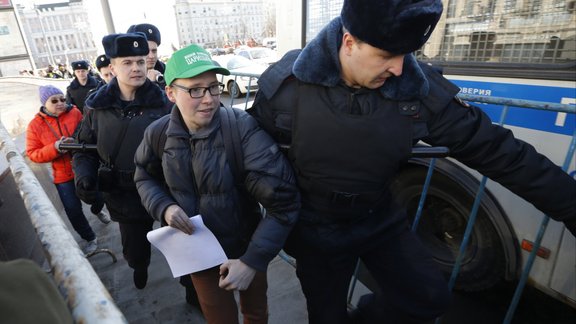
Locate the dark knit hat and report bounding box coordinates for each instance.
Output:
[39,85,64,106]
[95,54,110,70]
[127,23,161,45]
[341,0,443,54]
[71,60,89,70]
[102,32,149,58]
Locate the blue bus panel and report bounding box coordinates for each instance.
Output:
[449,79,575,136]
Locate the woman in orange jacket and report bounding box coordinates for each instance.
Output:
[26,85,99,254]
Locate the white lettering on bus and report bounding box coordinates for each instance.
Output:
[459,87,492,96]
[556,97,576,127]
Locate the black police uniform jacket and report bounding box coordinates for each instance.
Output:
[66,75,100,113]
[73,77,169,223]
[247,17,576,253]
[133,106,300,272]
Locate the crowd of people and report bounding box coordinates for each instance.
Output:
[11,0,576,323]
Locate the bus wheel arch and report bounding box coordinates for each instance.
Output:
[390,159,520,291]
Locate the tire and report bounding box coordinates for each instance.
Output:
[228,80,242,99]
[390,166,507,291]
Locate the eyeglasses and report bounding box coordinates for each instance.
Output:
[172,83,224,98]
[50,97,67,104]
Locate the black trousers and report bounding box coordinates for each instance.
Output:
[293,224,451,324]
[118,220,154,270]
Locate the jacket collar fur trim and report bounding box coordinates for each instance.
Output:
[85,77,166,110]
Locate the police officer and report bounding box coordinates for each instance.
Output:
[73,32,169,290]
[127,23,166,89]
[66,60,99,113]
[247,0,576,323]
[94,54,114,85]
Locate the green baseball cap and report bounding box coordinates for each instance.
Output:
[164,44,229,85]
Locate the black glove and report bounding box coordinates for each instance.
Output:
[90,193,105,214]
[75,177,98,204]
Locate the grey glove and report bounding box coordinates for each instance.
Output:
[54,137,74,153]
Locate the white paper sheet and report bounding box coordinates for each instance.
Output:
[146,215,228,278]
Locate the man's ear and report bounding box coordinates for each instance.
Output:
[109,60,116,76]
[165,86,177,103]
[341,32,356,55]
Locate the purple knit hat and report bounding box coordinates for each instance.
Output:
[39,85,64,106]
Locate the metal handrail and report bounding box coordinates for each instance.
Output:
[451,95,575,324]
[0,123,127,324]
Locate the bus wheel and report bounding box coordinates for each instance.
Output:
[391,167,507,291]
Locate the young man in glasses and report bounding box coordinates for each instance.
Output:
[133,44,300,323]
[26,85,98,255]
[73,32,170,290]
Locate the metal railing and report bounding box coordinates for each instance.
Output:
[0,123,127,324]
[441,94,575,324]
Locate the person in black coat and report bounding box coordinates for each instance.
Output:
[247,1,576,323]
[66,60,100,113]
[94,54,114,85]
[127,23,166,89]
[73,32,169,290]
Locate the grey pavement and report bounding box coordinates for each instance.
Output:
[84,212,309,324]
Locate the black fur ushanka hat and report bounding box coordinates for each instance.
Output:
[340,0,443,54]
[102,32,150,58]
[127,23,161,46]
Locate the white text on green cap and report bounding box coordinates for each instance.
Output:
[184,52,211,65]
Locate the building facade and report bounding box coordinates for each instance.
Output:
[0,0,32,77]
[174,0,268,49]
[17,0,98,70]
[278,0,575,64]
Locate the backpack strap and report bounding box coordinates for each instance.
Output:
[154,117,170,158]
[38,114,61,140]
[220,106,261,234]
[219,106,244,184]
